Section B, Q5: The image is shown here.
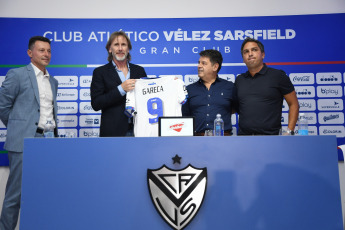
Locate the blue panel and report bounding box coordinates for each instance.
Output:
[0,15,344,65]
[0,153,8,166]
[20,136,343,229]
[0,14,345,163]
[0,142,8,166]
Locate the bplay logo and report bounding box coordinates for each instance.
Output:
[79,128,99,137]
[184,75,199,86]
[317,86,343,98]
[57,102,78,114]
[318,112,344,124]
[319,126,345,138]
[79,102,101,114]
[289,73,314,85]
[219,74,235,83]
[79,89,91,101]
[298,99,316,111]
[55,76,78,88]
[317,99,343,111]
[56,115,78,127]
[79,115,101,127]
[316,72,342,84]
[294,86,315,98]
[79,76,92,88]
[57,89,78,101]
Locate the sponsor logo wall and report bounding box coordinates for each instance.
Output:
[0,14,344,164]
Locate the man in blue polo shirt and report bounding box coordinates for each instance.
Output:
[182,49,236,136]
[235,37,299,135]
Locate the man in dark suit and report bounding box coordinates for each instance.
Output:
[0,36,58,230]
[91,31,147,137]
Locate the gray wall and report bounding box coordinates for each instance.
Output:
[1,0,345,18]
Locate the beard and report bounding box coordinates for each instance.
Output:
[113,52,127,61]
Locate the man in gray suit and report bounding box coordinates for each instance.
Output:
[0,36,58,230]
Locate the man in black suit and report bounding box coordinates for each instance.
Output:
[91,31,147,137]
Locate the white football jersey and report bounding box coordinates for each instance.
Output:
[126,76,188,137]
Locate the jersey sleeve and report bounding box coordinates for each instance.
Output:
[125,89,136,117]
[176,79,188,104]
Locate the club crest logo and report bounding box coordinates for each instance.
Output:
[147,162,207,230]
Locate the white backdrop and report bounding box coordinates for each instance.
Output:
[1,0,345,18]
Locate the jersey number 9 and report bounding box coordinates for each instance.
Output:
[147,97,163,124]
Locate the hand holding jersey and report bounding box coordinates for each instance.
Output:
[125,76,188,137]
[121,79,137,92]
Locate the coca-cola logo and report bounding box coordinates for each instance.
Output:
[293,76,310,82]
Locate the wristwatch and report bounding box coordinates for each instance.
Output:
[286,128,295,135]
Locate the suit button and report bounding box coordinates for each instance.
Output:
[35,122,38,125]
[38,109,40,112]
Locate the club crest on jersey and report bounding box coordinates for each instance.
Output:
[147,164,207,230]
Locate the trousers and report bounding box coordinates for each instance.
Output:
[0,151,22,230]
[0,132,43,230]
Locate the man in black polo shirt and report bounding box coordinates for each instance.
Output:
[235,38,299,135]
[182,49,236,136]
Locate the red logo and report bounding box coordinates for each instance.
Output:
[169,122,184,132]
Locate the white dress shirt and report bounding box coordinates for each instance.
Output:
[31,63,56,129]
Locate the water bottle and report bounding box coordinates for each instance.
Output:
[298,113,308,135]
[214,114,224,136]
[44,118,55,138]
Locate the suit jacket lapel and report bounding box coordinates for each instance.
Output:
[128,63,133,79]
[107,62,123,85]
[27,64,40,105]
[49,76,57,101]
[49,76,58,121]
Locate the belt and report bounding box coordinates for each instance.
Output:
[195,130,232,136]
[36,127,44,134]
